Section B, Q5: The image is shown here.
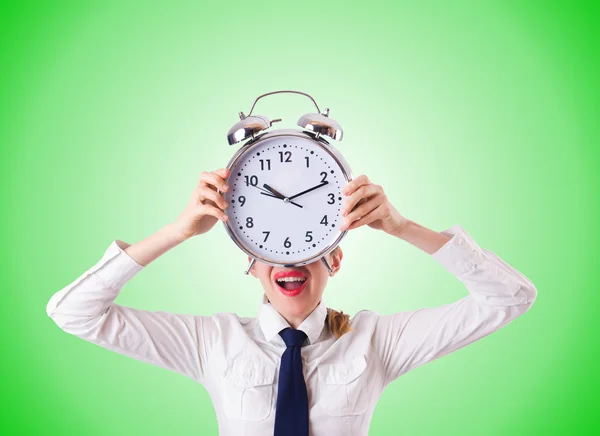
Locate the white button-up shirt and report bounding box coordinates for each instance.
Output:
[46,225,537,436]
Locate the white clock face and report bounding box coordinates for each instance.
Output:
[223,134,349,265]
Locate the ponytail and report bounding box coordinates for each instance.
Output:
[326,307,352,339]
[323,246,351,338]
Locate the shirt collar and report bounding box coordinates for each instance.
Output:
[258,293,328,346]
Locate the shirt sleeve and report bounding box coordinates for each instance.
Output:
[46,239,215,384]
[373,224,538,385]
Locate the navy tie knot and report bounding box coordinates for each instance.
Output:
[279,327,308,348]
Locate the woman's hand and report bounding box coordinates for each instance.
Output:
[339,174,409,235]
[171,168,231,241]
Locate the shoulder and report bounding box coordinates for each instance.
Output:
[351,309,381,320]
[349,309,381,330]
[190,312,259,356]
[203,311,255,324]
[198,311,257,335]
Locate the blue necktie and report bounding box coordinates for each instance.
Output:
[274,327,309,436]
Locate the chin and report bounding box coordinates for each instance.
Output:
[271,292,313,311]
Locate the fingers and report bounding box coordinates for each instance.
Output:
[342,174,370,196]
[345,203,386,230]
[193,168,231,209]
[340,181,383,217]
[197,185,229,210]
[339,174,389,231]
[197,168,231,192]
[343,194,385,223]
[340,196,384,230]
[195,203,228,222]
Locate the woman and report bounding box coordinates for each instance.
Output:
[46,168,537,436]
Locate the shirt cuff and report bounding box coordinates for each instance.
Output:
[430,225,486,277]
[92,239,145,290]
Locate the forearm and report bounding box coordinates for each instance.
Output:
[45,233,206,383]
[46,224,183,328]
[123,223,185,267]
[391,219,452,255]
[378,223,537,381]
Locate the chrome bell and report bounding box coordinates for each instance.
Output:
[297,107,343,141]
[226,90,343,145]
[227,112,281,145]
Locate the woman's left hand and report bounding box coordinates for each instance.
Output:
[339,174,409,235]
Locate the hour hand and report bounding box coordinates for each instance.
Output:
[260,184,303,208]
[263,184,285,199]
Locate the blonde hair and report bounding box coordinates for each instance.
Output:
[325,246,352,339]
[326,307,352,339]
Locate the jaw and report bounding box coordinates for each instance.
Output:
[269,282,324,314]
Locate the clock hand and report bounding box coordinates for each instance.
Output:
[263,184,286,199]
[262,184,304,208]
[288,181,329,200]
[259,192,303,208]
[256,186,279,197]
[255,184,282,198]
[259,191,280,199]
[254,184,304,208]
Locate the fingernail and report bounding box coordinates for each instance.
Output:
[223,185,229,191]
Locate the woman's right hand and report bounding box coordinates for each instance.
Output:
[171,168,230,242]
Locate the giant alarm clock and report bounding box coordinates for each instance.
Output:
[221,91,353,275]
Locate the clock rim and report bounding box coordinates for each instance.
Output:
[220,129,354,268]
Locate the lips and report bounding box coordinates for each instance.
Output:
[274,271,308,280]
[273,270,309,297]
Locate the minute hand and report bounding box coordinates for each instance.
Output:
[288,181,329,200]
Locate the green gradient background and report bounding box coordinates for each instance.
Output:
[2,1,598,435]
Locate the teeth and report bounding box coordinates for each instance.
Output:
[276,277,307,282]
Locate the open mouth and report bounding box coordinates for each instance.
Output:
[273,273,309,296]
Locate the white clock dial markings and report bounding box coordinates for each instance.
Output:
[225,136,346,264]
